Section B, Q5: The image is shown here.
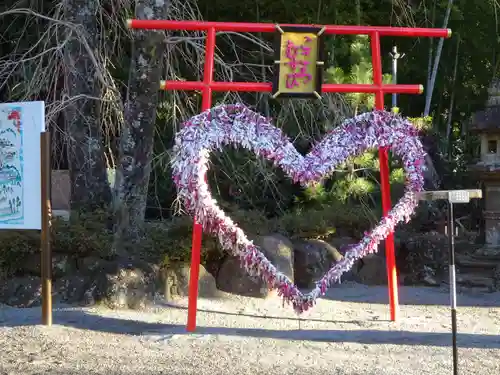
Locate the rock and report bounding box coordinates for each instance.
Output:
[420,267,440,287]
[19,253,77,278]
[0,276,42,307]
[53,256,116,305]
[327,236,357,254]
[355,254,387,285]
[473,246,500,260]
[54,273,88,304]
[1,257,164,309]
[402,264,440,287]
[457,272,495,289]
[253,234,294,280]
[326,236,360,282]
[162,262,221,300]
[216,233,294,298]
[203,253,223,279]
[399,231,448,285]
[76,256,115,273]
[293,239,343,289]
[98,267,151,309]
[0,265,7,281]
[394,230,414,255]
[89,259,159,309]
[456,254,499,269]
[494,265,500,290]
[216,256,268,297]
[56,257,159,309]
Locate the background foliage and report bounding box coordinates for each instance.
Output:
[0,0,496,266]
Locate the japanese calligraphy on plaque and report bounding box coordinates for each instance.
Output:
[272,25,326,99]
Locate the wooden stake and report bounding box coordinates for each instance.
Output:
[40,131,52,326]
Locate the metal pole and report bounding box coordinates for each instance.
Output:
[447,201,458,375]
[40,131,52,326]
[390,46,404,109]
[418,191,482,375]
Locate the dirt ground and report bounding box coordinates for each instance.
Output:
[0,283,499,375]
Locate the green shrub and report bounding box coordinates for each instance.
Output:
[52,213,113,257]
[275,203,371,239]
[0,201,374,275]
[0,230,40,276]
[140,216,221,266]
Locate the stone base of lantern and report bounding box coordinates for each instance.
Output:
[473,244,500,259]
[468,166,500,257]
[481,211,500,258]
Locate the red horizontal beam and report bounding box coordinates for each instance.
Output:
[160,80,423,94]
[127,20,451,38]
[324,84,423,94]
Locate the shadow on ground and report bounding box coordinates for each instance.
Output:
[159,303,385,324]
[1,307,498,349]
[320,284,500,307]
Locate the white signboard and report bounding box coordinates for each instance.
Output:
[0,101,45,230]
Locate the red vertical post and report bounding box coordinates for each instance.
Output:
[186,26,216,332]
[370,31,399,322]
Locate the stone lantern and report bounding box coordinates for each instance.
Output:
[470,79,500,258]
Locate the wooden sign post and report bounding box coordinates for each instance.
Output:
[40,131,52,326]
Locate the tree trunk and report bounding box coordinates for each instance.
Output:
[446,35,461,161]
[420,0,454,189]
[62,0,112,212]
[112,0,171,255]
[423,0,454,117]
[425,0,437,98]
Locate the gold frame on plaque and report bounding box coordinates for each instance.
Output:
[271,25,326,99]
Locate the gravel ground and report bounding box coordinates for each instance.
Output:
[0,283,499,375]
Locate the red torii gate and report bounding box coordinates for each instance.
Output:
[127,19,450,332]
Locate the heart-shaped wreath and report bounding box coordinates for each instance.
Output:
[171,103,426,313]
